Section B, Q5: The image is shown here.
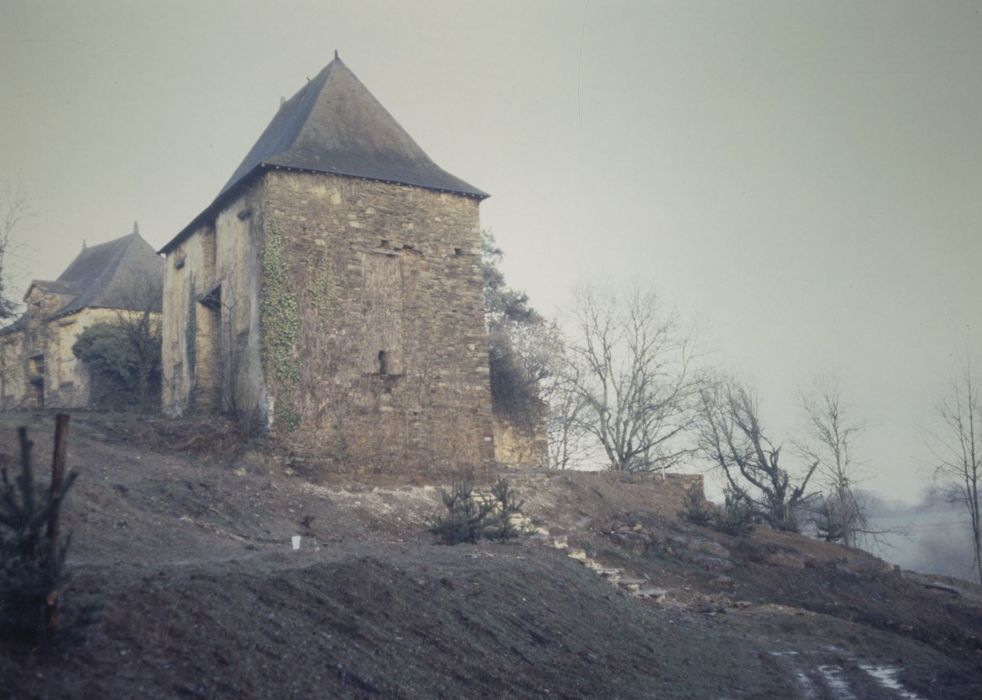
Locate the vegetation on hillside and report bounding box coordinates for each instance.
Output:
[0,420,77,648]
[429,475,528,545]
[481,232,550,429]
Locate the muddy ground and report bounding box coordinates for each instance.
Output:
[1,413,980,699]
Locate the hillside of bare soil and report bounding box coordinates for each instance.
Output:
[1,413,981,699]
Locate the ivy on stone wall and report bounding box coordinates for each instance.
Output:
[310,245,339,329]
[185,288,196,396]
[260,220,301,431]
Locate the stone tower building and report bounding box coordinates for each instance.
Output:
[159,55,496,474]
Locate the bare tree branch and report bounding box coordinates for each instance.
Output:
[537,330,591,470]
[696,375,819,532]
[930,352,982,584]
[0,184,34,321]
[798,375,871,547]
[562,283,699,473]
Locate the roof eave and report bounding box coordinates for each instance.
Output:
[48,305,159,322]
[45,307,82,322]
[158,163,489,256]
[158,165,263,255]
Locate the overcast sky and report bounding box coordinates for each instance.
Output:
[2,1,979,500]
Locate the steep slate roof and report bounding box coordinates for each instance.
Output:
[1,232,163,336]
[53,232,164,317]
[161,55,486,254]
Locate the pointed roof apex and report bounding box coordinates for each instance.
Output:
[218,55,486,201]
[3,230,164,330]
[161,55,487,255]
[53,230,163,318]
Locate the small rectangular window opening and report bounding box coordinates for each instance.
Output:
[378,350,388,375]
[200,285,222,311]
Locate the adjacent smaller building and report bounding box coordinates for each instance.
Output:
[0,228,163,409]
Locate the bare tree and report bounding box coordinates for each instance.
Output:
[799,376,867,546]
[564,284,698,473]
[113,280,163,409]
[931,354,982,584]
[538,339,591,470]
[697,376,819,532]
[0,185,32,321]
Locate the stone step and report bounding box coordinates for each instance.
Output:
[553,532,666,603]
[634,586,670,600]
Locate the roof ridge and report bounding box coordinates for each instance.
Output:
[221,61,337,196]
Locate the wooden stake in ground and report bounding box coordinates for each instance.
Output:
[44,413,70,639]
[46,414,70,544]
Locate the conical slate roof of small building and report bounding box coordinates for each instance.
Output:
[161,56,486,254]
[51,231,163,317]
[220,56,487,200]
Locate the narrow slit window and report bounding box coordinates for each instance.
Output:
[378,350,388,375]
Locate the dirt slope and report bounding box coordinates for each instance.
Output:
[1,414,980,699]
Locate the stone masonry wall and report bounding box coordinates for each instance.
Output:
[260,171,495,475]
[162,221,214,415]
[162,181,266,422]
[493,410,549,468]
[214,188,266,430]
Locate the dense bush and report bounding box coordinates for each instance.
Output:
[72,321,160,409]
[488,329,540,424]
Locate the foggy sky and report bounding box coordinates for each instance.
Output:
[1,1,980,500]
